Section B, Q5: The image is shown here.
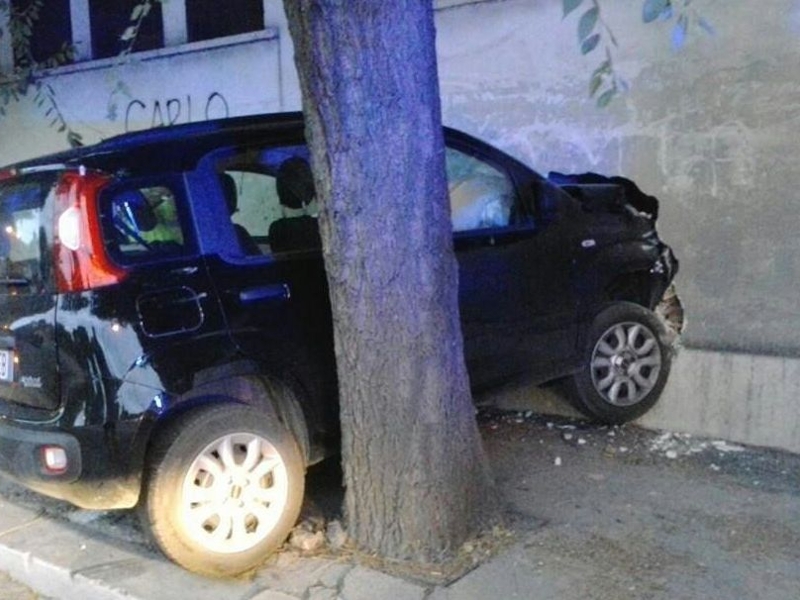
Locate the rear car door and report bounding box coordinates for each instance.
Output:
[192,142,337,440]
[90,175,232,398]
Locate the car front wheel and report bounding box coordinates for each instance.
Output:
[571,302,672,424]
[141,404,305,577]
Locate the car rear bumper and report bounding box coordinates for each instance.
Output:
[0,419,140,509]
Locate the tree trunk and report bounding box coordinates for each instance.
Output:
[284,0,496,561]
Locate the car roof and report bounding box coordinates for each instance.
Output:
[4,111,530,179]
[5,112,307,175]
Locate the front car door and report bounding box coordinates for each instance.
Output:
[445,133,579,387]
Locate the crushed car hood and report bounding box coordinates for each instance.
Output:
[548,171,659,221]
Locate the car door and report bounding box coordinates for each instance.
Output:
[194,143,337,436]
[446,139,578,387]
[91,176,232,395]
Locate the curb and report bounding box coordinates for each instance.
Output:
[0,492,428,600]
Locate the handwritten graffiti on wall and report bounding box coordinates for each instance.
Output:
[125,92,230,132]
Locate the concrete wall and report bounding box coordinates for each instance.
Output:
[0,0,797,452]
[491,349,800,455]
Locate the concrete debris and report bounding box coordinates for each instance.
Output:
[711,441,746,453]
[325,520,349,550]
[647,431,749,460]
[290,520,326,552]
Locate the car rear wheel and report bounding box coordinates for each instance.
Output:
[570,302,671,424]
[141,404,305,577]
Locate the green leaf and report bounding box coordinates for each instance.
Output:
[578,7,599,42]
[581,33,601,55]
[130,2,151,22]
[67,131,84,148]
[589,71,604,96]
[642,0,670,23]
[120,26,138,42]
[130,3,144,21]
[562,0,584,18]
[592,59,612,77]
[596,88,616,108]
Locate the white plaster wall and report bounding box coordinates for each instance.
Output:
[0,31,283,162]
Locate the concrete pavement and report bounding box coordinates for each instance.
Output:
[1,408,798,600]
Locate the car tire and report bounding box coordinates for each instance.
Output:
[141,404,305,577]
[570,302,671,424]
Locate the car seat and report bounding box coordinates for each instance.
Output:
[220,173,261,255]
[269,157,321,252]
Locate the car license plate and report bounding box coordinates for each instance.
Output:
[0,350,13,382]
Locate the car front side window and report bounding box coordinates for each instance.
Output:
[446,147,516,232]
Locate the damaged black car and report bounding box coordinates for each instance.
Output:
[0,112,679,575]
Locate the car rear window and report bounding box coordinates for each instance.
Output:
[0,173,57,290]
[100,178,193,264]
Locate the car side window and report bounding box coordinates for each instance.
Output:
[215,145,321,256]
[446,147,516,232]
[102,182,188,263]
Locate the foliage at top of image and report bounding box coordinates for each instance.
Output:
[0,0,81,146]
[563,0,715,107]
[0,0,159,147]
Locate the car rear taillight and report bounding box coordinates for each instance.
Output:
[54,171,126,292]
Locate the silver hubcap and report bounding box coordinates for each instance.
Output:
[590,322,661,407]
[181,433,288,554]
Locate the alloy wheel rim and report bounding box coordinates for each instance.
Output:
[180,432,289,553]
[590,321,661,407]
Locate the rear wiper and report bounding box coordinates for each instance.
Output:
[0,277,30,286]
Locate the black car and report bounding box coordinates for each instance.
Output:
[0,112,678,576]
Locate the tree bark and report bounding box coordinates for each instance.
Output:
[284,0,496,561]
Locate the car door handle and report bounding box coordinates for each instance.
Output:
[238,284,291,304]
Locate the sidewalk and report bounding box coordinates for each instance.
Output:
[1,407,799,600]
